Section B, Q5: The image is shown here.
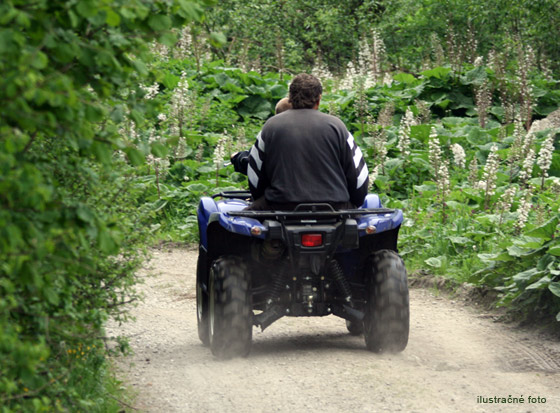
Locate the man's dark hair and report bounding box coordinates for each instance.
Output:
[289,74,322,109]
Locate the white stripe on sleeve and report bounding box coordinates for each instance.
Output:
[250,145,262,170]
[248,165,259,188]
[356,165,368,189]
[353,145,363,168]
[346,133,355,150]
[257,132,265,152]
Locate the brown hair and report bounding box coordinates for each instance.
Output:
[288,74,322,109]
[275,97,292,114]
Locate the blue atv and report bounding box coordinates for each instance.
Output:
[196,190,409,358]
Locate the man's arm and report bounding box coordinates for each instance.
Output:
[343,132,369,207]
[247,131,269,200]
[230,150,250,175]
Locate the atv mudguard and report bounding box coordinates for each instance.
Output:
[198,193,402,253]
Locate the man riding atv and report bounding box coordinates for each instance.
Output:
[233,73,369,211]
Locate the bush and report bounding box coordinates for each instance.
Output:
[0,0,209,409]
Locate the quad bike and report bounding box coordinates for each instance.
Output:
[196,190,409,358]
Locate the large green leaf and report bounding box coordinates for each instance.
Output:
[269,84,288,99]
[393,72,418,84]
[420,66,452,79]
[237,95,273,119]
[385,158,404,171]
[97,226,119,254]
[178,0,204,20]
[526,276,551,290]
[513,236,545,249]
[105,8,121,26]
[151,142,169,158]
[512,268,544,283]
[209,72,235,88]
[460,66,487,86]
[466,127,491,145]
[187,182,209,192]
[448,236,472,245]
[409,124,431,142]
[548,245,560,257]
[159,31,178,47]
[125,147,145,166]
[526,216,559,240]
[549,282,560,298]
[507,245,531,257]
[448,91,474,110]
[148,15,172,31]
[221,81,245,94]
[162,73,180,89]
[152,199,168,212]
[479,251,513,262]
[425,257,443,268]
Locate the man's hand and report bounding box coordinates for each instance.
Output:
[230,150,250,175]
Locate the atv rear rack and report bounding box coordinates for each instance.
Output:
[227,208,397,219]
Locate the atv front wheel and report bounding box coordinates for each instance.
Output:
[209,256,253,358]
[364,250,409,353]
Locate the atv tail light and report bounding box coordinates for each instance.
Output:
[301,233,323,247]
[251,226,262,236]
[365,225,377,234]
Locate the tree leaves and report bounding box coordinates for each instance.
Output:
[29,51,48,69]
[104,8,121,26]
[178,0,205,21]
[0,0,209,409]
[148,15,172,31]
[125,147,146,166]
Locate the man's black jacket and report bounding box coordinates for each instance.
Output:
[246,109,368,207]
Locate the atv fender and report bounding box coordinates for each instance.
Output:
[198,197,219,249]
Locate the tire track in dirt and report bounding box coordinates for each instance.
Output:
[108,248,560,413]
[497,339,560,373]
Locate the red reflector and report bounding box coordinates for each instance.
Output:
[301,234,323,247]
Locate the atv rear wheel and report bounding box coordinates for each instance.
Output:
[209,256,253,358]
[196,251,209,346]
[364,250,409,353]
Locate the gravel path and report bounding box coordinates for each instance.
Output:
[107,247,560,413]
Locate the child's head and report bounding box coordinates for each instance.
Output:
[275,97,292,114]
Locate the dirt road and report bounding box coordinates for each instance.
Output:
[108,248,560,413]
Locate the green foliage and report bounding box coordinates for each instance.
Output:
[203,0,385,73]
[474,216,560,321]
[134,54,560,326]
[202,0,560,75]
[0,0,211,410]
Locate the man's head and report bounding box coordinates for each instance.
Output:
[275,97,292,114]
[289,74,322,109]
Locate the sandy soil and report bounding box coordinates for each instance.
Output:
[107,247,560,413]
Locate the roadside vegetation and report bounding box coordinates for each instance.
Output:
[136,52,560,327]
[1,0,559,410]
